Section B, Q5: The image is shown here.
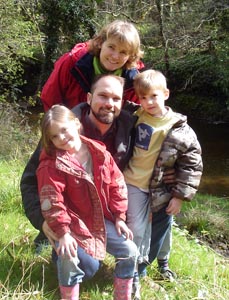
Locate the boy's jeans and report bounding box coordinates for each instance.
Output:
[126,184,173,276]
[157,224,172,261]
[138,206,173,276]
[56,219,137,286]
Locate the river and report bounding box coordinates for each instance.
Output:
[189,119,229,198]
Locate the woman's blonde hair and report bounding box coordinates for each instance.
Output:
[89,20,144,69]
[134,70,168,97]
[41,105,81,155]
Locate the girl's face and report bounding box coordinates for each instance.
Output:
[99,37,130,71]
[48,119,81,153]
[139,88,170,117]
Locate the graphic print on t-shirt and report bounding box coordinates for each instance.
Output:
[135,123,154,150]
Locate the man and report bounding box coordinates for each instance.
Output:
[21,75,136,243]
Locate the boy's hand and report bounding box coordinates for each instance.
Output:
[115,217,134,240]
[57,232,78,258]
[166,197,182,215]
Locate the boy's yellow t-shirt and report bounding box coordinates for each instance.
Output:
[123,107,179,191]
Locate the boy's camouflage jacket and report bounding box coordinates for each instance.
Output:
[150,112,203,212]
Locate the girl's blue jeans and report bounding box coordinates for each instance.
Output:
[56,219,137,286]
[126,184,152,263]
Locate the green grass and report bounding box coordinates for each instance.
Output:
[0,159,228,300]
[177,194,229,253]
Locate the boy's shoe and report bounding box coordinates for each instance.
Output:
[158,267,177,282]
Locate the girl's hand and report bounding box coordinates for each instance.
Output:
[115,217,134,240]
[57,232,78,258]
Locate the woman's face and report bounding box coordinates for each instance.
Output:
[99,37,130,71]
[48,119,81,153]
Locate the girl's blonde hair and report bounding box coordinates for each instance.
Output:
[134,70,168,97]
[41,105,81,155]
[89,20,144,69]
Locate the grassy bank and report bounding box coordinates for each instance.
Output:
[0,104,228,299]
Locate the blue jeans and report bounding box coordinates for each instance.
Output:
[157,225,172,261]
[56,246,100,285]
[126,184,151,263]
[138,206,173,276]
[56,219,137,286]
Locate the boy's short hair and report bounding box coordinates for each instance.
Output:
[134,70,168,97]
[89,20,144,68]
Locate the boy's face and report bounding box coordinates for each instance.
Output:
[139,88,169,117]
[99,37,130,71]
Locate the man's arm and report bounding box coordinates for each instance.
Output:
[20,142,44,231]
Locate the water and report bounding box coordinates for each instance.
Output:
[189,119,229,197]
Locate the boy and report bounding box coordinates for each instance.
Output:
[124,70,203,296]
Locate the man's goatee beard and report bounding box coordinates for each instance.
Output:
[91,109,115,124]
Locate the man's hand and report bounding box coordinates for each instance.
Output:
[115,217,134,240]
[163,168,176,184]
[42,221,58,250]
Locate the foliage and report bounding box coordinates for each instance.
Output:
[0,0,42,103]
[39,0,98,83]
[0,0,229,121]
[138,0,229,121]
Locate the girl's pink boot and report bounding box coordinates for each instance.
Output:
[59,284,79,300]
[113,277,133,300]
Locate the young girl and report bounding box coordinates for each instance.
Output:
[41,20,144,111]
[36,105,138,300]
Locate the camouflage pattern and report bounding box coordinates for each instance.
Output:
[150,113,203,212]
